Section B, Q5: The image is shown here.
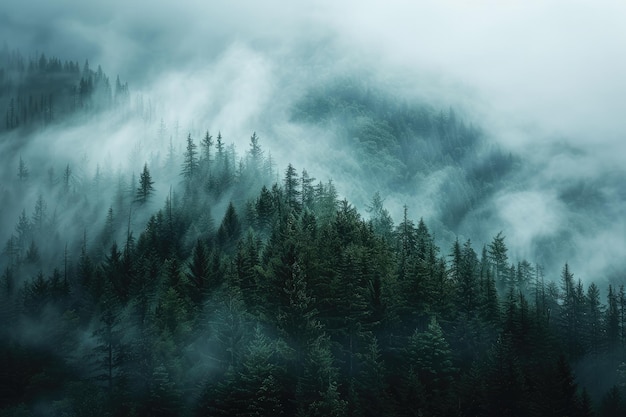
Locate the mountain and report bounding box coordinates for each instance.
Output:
[0,49,625,417]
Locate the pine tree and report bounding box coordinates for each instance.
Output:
[284,163,301,213]
[458,239,479,317]
[488,231,509,292]
[484,334,526,417]
[238,325,287,416]
[181,133,198,181]
[607,285,620,350]
[92,277,125,403]
[301,169,316,212]
[584,282,603,355]
[256,185,275,233]
[147,363,181,417]
[395,205,416,285]
[354,335,390,417]
[617,285,626,347]
[409,317,456,400]
[216,202,242,253]
[17,155,28,182]
[200,130,213,162]
[15,209,31,254]
[248,131,263,172]
[186,239,210,306]
[558,264,584,356]
[366,192,394,242]
[135,163,155,204]
[32,194,47,233]
[63,163,72,192]
[296,334,346,417]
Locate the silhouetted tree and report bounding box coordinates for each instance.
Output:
[135,163,155,204]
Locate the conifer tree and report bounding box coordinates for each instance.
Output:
[410,317,456,399]
[488,232,509,291]
[296,334,346,417]
[135,163,155,204]
[366,192,394,242]
[607,285,620,349]
[284,163,301,213]
[216,202,242,253]
[584,282,603,355]
[181,133,198,181]
[32,194,47,233]
[17,155,28,182]
[186,239,210,306]
[248,131,262,172]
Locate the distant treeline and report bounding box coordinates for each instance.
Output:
[0,46,129,132]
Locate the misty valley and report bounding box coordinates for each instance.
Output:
[2,47,626,417]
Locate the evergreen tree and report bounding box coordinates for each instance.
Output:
[248,131,263,172]
[200,130,213,162]
[32,194,47,233]
[301,169,316,212]
[239,325,287,416]
[408,316,456,408]
[457,239,479,317]
[585,282,603,355]
[181,133,198,181]
[484,335,526,417]
[354,335,389,417]
[15,208,31,255]
[255,185,275,233]
[186,239,210,306]
[607,285,620,350]
[216,202,242,253]
[63,163,72,192]
[135,163,155,204]
[488,231,509,292]
[17,155,29,182]
[284,163,301,213]
[296,334,347,417]
[366,192,394,242]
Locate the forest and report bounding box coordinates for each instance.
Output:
[1,50,626,417]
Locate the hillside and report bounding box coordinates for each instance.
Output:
[1,50,625,417]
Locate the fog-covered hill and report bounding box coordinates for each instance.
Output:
[2,1,626,415]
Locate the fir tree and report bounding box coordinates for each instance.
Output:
[135,163,155,204]
[17,155,29,182]
[181,133,198,181]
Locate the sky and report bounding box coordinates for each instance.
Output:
[1,0,625,281]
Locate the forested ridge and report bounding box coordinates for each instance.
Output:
[0,47,129,133]
[1,52,626,417]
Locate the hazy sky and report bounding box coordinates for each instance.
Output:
[2,0,625,280]
[3,0,625,148]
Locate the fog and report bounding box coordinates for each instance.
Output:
[2,0,626,283]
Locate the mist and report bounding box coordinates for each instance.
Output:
[3,0,626,281]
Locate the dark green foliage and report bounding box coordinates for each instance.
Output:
[1,50,125,132]
[0,93,621,417]
[216,202,241,253]
[186,239,211,305]
[488,231,509,292]
[283,163,301,213]
[599,386,624,417]
[607,285,620,349]
[181,133,199,181]
[135,163,155,205]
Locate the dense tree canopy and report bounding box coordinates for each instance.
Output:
[0,49,624,417]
